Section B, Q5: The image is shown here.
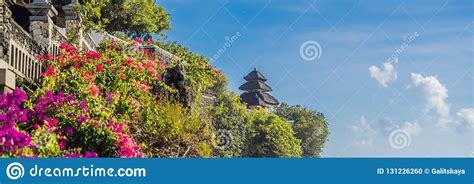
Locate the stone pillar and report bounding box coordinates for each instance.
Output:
[0,1,15,93]
[26,0,57,50]
[0,1,11,62]
[0,67,15,93]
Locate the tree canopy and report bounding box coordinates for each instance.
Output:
[274,103,329,157]
[70,0,171,38]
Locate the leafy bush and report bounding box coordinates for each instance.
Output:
[132,96,212,158]
[208,80,253,157]
[274,103,329,157]
[247,109,302,157]
[154,41,222,95]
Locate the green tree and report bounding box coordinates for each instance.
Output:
[208,79,253,157]
[71,0,171,38]
[248,109,302,157]
[274,103,329,157]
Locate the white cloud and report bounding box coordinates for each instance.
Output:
[400,122,422,136]
[369,62,398,87]
[350,116,423,148]
[377,118,422,136]
[411,73,451,127]
[350,116,375,147]
[455,108,474,129]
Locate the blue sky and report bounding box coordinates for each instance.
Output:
[159,0,473,157]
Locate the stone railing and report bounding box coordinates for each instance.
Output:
[82,32,97,51]
[90,32,181,63]
[139,44,181,64]
[50,25,66,58]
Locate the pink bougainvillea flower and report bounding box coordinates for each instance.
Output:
[58,139,66,150]
[62,151,98,158]
[65,127,74,137]
[87,85,100,98]
[96,64,104,72]
[45,118,58,128]
[83,151,99,158]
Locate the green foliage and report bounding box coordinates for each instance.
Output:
[75,0,109,31]
[274,103,329,157]
[75,0,171,38]
[247,109,302,157]
[73,122,118,157]
[132,96,212,158]
[155,41,222,95]
[30,127,61,157]
[208,79,253,157]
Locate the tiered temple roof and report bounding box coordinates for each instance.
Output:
[239,68,279,107]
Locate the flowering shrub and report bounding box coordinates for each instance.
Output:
[1,37,231,158]
[1,39,166,157]
[31,40,168,157]
[0,89,32,156]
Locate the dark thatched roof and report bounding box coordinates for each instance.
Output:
[243,68,267,81]
[238,80,272,92]
[240,92,279,107]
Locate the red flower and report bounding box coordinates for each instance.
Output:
[74,55,81,62]
[59,43,77,55]
[124,57,134,66]
[85,50,101,60]
[135,63,145,71]
[156,75,162,81]
[139,83,149,92]
[133,37,143,44]
[88,85,100,98]
[35,54,53,62]
[41,66,59,77]
[96,64,104,72]
[150,69,157,76]
[73,63,82,69]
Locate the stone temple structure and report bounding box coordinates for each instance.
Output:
[239,68,279,108]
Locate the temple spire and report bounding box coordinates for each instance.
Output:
[239,68,279,108]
